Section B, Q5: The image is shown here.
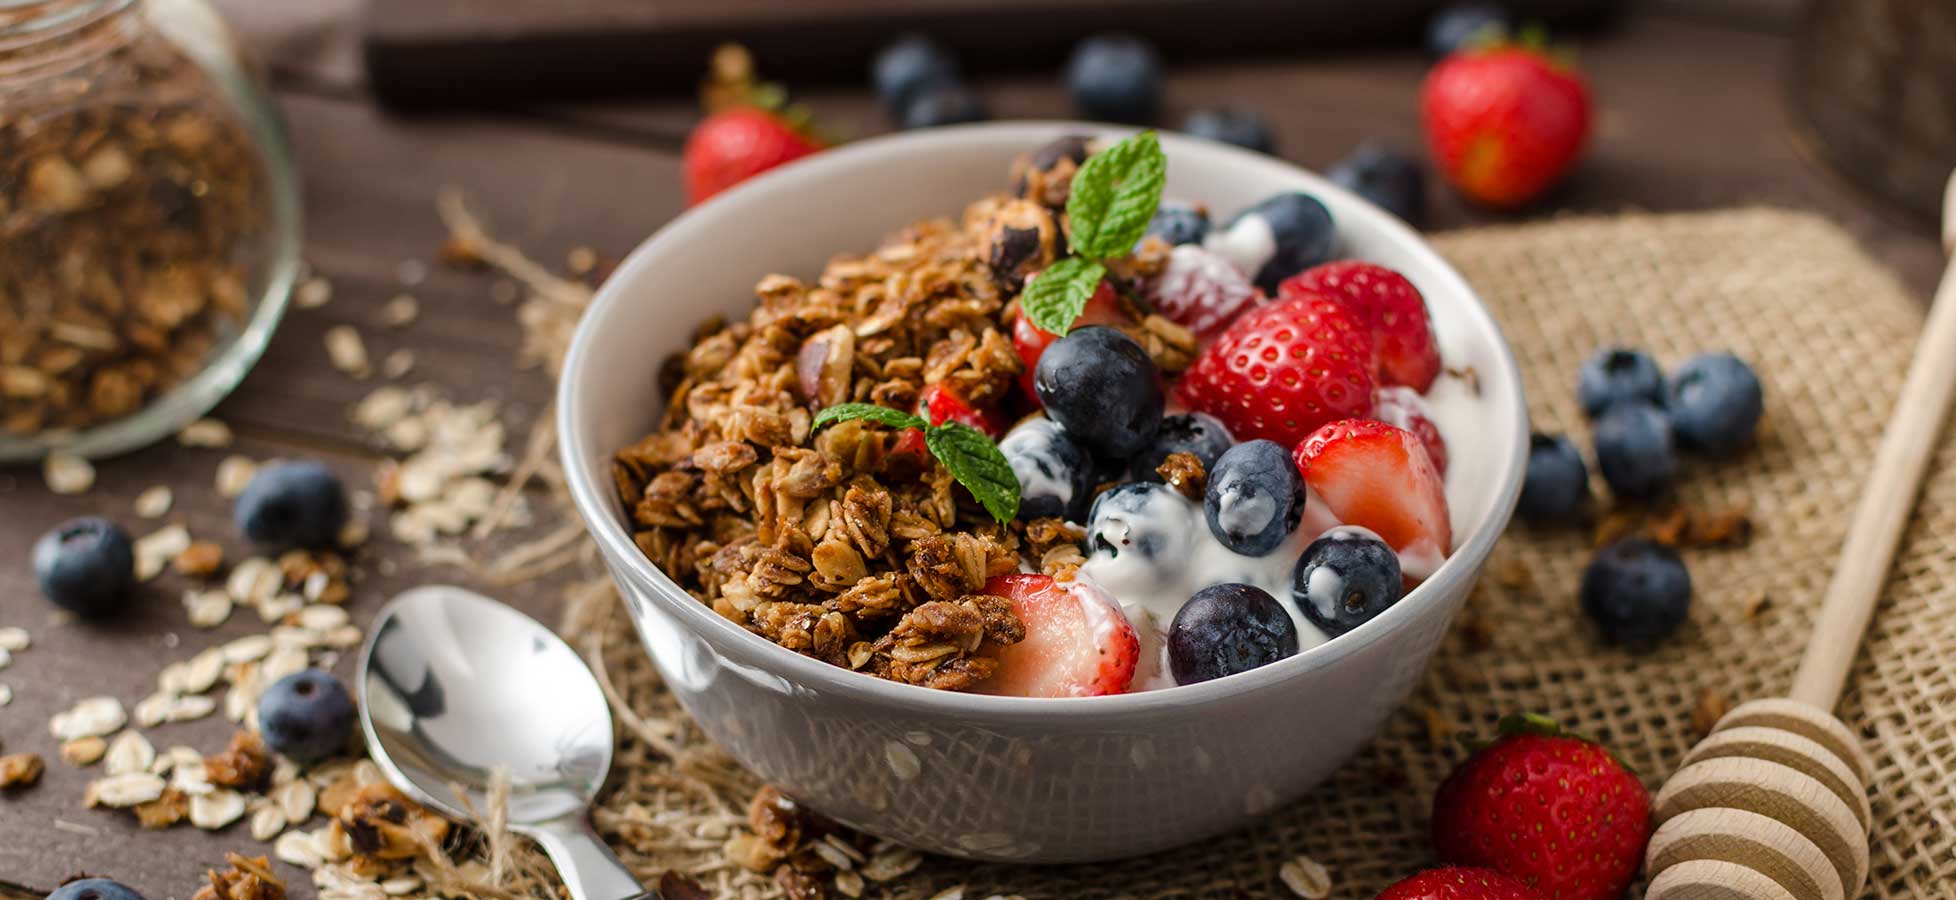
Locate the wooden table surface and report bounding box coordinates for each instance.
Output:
[0,8,1941,897]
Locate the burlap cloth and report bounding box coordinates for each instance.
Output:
[551,208,1956,899]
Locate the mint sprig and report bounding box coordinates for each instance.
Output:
[1021,131,1167,336]
[813,403,1020,523]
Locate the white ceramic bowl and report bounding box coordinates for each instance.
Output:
[559,123,1528,863]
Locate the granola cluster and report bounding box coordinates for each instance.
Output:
[614,160,1191,691]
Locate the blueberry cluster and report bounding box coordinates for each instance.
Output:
[1003,326,1406,686]
[1520,347,1763,647]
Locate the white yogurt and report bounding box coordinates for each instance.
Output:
[1203,213,1277,281]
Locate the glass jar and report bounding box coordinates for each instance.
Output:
[0,0,300,460]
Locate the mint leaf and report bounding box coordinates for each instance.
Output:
[813,403,925,431]
[1020,257,1106,337]
[924,423,1021,524]
[1064,131,1167,261]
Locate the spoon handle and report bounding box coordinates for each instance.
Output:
[527,816,658,900]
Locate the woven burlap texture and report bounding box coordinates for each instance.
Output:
[557,208,1956,899]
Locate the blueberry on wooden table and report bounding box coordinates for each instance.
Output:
[1203,439,1305,556]
[1205,192,1338,292]
[1180,106,1276,154]
[999,417,1095,522]
[257,669,356,763]
[1292,525,1404,636]
[1326,141,1427,227]
[901,83,989,129]
[1581,538,1692,645]
[872,34,959,115]
[1130,411,1233,483]
[1065,33,1162,124]
[1666,352,1763,456]
[33,516,134,616]
[47,878,145,900]
[235,459,348,548]
[1592,402,1676,499]
[1032,325,1165,461]
[1518,433,1590,524]
[1169,582,1299,684]
[1577,347,1664,418]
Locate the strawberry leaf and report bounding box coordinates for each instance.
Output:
[924,422,1021,524]
[1020,257,1106,337]
[813,403,925,432]
[1064,130,1166,261]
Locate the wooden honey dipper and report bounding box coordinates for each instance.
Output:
[1641,173,1956,900]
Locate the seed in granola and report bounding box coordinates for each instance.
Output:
[45,453,96,494]
[324,326,371,378]
[0,752,44,789]
[1279,854,1332,899]
[178,417,235,447]
[61,735,109,766]
[135,485,175,518]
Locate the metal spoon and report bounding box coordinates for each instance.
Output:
[357,585,655,900]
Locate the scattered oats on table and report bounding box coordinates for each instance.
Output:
[295,276,333,309]
[217,454,259,497]
[1279,854,1333,899]
[61,735,108,766]
[178,417,235,447]
[380,294,419,327]
[135,484,175,517]
[324,325,371,378]
[44,453,95,494]
[0,752,44,788]
[50,696,127,740]
[0,626,31,652]
[135,523,193,581]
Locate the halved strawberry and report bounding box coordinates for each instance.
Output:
[979,574,1139,698]
[1372,385,1449,476]
[1012,280,1127,404]
[1294,419,1451,579]
[1175,291,1377,447]
[1281,261,1442,391]
[917,383,1005,438]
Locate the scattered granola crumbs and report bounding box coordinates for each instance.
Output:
[135,523,193,581]
[0,752,44,789]
[134,787,190,828]
[205,731,272,789]
[1279,854,1333,899]
[381,294,420,328]
[1155,451,1207,500]
[44,453,95,494]
[61,735,108,766]
[135,484,175,518]
[325,326,371,378]
[1593,507,1642,547]
[295,276,334,309]
[1417,704,1457,745]
[216,454,259,497]
[175,540,226,578]
[193,853,286,900]
[178,417,235,447]
[336,782,451,861]
[1691,689,1732,739]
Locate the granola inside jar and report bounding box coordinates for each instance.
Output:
[0,0,300,460]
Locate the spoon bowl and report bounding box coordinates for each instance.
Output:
[359,585,651,900]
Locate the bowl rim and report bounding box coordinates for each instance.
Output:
[557,121,1529,721]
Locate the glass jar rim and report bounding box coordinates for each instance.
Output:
[0,0,137,79]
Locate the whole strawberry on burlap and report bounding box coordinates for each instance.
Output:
[683,45,826,205]
[1430,714,1651,900]
[1376,866,1544,900]
[1419,44,1591,208]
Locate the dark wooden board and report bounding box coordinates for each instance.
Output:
[361,0,1623,108]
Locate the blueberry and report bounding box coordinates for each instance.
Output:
[48,879,145,900]
[1326,141,1426,226]
[1088,482,1192,565]
[1130,412,1233,483]
[1666,352,1763,456]
[1425,2,1510,59]
[257,669,356,763]
[872,34,959,115]
[1292,525,1404,637]
[1141,202,1211,248]
[1168,582,1299,684]
[1577,347,1664,418]
[900,83,989,129]
[999,417,1095,522]
[1033,326,1164,460]
[1518,433,1589,524]
[1180,106,1275,154]
[1203,439,1306,556]
[1593,402,1676,499]
[235,459,348,548]
[32,517,134,616]
[1581,537,1691,645]
[1064,34,1162,124]
[1205,192,1338,292]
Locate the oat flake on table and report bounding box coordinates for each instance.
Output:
[50,696,126,740]
[177,417,234,447]
[295,276,333,309]
[134,524,192,581]
[0,626,25,652]
[134,484,174,518]
[44,453,94,494]
[325,325,371,378]
[215,454,258,497]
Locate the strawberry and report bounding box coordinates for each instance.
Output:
[1431,715,1651,900]
[1376,867,1544,900]
[1175,292,1376,447]
[1144,244,1265,341]
[1283,261,1441,391]
[1419,46,1590,208]
[917,383,1004,438]
[979,574,1138,697]
[1294,419,1450,579]
[1011,279,1128,403]
[683,108,823,205]
[1372,385,1449,476]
